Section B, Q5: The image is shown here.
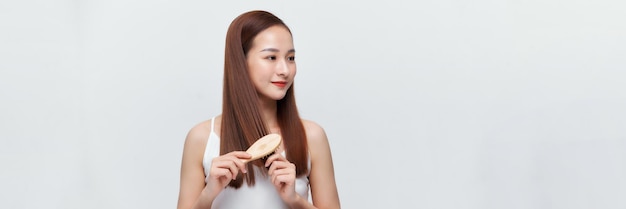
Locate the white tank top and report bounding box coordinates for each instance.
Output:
[202,117,310,208]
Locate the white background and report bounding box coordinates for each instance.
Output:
[1,1,625,208]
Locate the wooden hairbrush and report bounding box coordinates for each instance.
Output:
[241,133,282,163]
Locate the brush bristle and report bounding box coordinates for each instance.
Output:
[261,151,275,160]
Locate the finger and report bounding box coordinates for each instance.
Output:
[264,152,286,167]
[212,160,238,180]
[213,157,241,179]
[228,151,252,159]
[272,172,295,187]
[219,152,250,173]
[226,155,249,174]
[226,151,251,173]
[268,161,295,177]
[226,160,239,180]
[270,168,294,178]
[210,167,233,184]
[267,160,284,175]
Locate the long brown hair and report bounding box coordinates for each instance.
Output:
[221,10,308,188]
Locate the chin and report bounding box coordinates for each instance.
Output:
[259,93,287,101]
[271,94,287,101]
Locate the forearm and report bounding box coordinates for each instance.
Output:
[190,187,217,209]
[287,194,317,209]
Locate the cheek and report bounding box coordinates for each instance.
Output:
[247,61,264,79]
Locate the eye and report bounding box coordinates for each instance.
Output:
[287,56,296,61]
[267,56,277,60]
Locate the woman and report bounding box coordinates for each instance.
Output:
[177,10,340,209]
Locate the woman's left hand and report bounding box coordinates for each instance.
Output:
[265,152,298,204]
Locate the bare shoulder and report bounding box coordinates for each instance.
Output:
[301,119,328,143]
[184,119,212,149]
[301,120,334,158]
[178,119,215,209]
[301,119,341,208]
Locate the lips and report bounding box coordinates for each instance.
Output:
[272,81,287,88]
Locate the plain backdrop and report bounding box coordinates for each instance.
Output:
[1,0,625,208]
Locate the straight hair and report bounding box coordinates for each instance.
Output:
[221,10,308,188]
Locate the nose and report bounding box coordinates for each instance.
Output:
[277,59,290,77]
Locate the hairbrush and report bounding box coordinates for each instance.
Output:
[241,133,282,163]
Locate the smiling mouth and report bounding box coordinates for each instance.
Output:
[272,82,287,87]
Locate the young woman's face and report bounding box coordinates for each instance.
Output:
[246,25,296,101]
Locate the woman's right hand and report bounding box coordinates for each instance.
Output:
[204,151,251,199]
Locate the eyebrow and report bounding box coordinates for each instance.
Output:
[260,48,296,53]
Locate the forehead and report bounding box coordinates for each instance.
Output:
[250,25,294,50]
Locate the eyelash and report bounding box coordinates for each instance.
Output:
[266,56,296,61]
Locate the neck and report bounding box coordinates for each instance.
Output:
[258,97,280,132]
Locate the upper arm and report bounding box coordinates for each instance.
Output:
[177,122,210,209]
[304,120,341,209]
